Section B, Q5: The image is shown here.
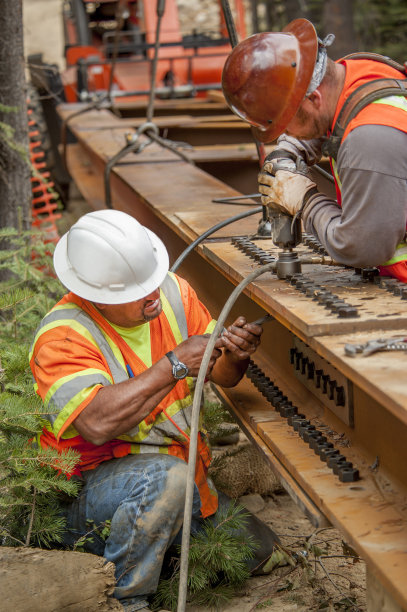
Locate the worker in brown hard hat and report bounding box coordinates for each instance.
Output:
[222,19,407,282]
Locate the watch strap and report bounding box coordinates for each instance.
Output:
[165,350,189,380]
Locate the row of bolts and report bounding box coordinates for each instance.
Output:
[231,236,359,318]
[246,361,359,483]
[229,236,407,483]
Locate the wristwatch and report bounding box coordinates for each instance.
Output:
[165,350,189,380]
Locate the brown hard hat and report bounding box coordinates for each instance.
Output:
[221,19,318,142]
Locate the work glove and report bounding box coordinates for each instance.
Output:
[263,147,309,176]
[258,165,317,217]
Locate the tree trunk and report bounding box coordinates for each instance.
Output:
[322,0,357,60]
[0,0,31,231]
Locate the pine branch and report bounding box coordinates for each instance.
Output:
[0,287,35,310]
[154,501,256,609]
[0,231,78,548]
[25,486,37,546]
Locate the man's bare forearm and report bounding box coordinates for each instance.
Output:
[74,357,176,445]
[210,351,248,387]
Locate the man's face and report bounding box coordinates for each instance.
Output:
[285,97,331,140]
[95,287,162,327]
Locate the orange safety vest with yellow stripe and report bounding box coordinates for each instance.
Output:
[328,58,407,281]
[29,272,218,518]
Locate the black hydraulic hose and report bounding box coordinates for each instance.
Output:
[314,163,335,183]
[104,138,147,209]
[220,0,239,48]
[170,206,262,273]
[147,0,166,123]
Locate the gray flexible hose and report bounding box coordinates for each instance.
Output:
[176,260,277,612]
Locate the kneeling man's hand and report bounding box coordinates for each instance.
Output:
[221,317,262,361]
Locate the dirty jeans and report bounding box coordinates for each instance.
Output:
[61,454,201,611]
[61,453,279,611]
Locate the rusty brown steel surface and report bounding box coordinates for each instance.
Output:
[201,240,407,335]
[216,383,331,528]
[61,106,407,609]
[115,97,231,117]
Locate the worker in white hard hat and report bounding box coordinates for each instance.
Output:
[29,210,279,612]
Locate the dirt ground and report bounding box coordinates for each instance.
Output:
[207,490,367,611]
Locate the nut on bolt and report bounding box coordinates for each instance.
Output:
[320,448,339,462]
[315,441,333,456]
[338,467,360,482]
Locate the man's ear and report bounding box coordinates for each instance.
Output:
[306,88,323,110]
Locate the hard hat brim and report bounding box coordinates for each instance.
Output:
[253,19,318,143]
[54,226,169,304]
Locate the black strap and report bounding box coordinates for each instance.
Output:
[322,55,407,160]
[264,149,298,164]
[340,52,407,75]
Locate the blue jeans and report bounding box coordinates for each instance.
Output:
[61,453,279,611]
[61,454,202,611]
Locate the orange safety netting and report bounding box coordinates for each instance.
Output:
[28,106,61,245]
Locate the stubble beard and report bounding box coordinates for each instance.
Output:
[142,299,162,322]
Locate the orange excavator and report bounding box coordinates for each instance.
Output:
[29,0,247,201]
[61,0,247,102]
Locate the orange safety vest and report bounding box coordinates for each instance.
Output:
[30,273,218,518]
[329,58,407,281]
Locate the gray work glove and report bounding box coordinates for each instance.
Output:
[258,169,317,216]
[258,148,318,216]
[262,147,309,176]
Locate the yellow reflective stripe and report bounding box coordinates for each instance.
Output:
[331,159,342,192]
[57,423,81,439]
[382,243,407,266]
[44,367,112,407]
[167,270,181,286]
[205,320,217,334]
[53,383,105,437]
[164,272,184,342]
[160,290,183,345]
[99,327,127,369]
[373,95,407,111]
[30,318,101,361]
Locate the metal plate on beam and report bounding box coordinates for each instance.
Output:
[199,240,407,336]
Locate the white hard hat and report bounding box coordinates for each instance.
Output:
[53,210,169,304]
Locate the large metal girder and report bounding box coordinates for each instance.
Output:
[59,103,407,610]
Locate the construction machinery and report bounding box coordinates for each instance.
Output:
[61,0,247,102]
[29,0,247,202]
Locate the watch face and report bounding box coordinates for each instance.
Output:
[174,363,188,379]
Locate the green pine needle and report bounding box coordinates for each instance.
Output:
[153,502,256,610]
[0,228,78,548]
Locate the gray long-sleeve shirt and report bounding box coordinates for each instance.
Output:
[279,126,407,268]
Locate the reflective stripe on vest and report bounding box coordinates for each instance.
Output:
[34,274,218,517]
[30,305,128,386]
[373,95,407,112]
[331,93,407,269]
[161,273,188,342]
[382,242,407,266]
[34,273,194,443]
